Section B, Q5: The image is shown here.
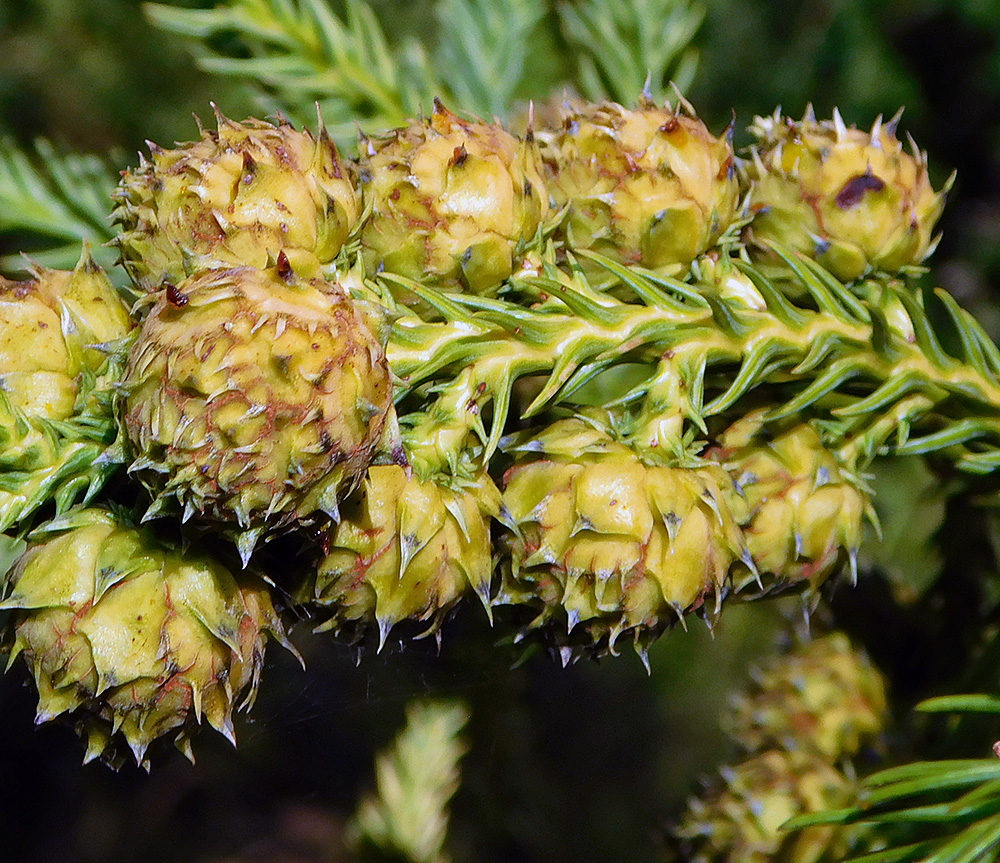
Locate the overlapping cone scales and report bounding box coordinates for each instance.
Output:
[0,251,132,530]
[538,99,739,272]
[710,414,870,590]
[113,108,360,291]
[744,108,949,280]
[0,508,293,766]
[498,417,749,652]
[671,749,855,863]
[123,265,392,543]
[309,466,499,642]
[725,634,887,760]
[0,252,130,418]
[358,100,549,294]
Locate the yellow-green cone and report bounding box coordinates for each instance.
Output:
[358,99,549,296]
[0,249,132,530]
[744,107,950,281]
[122,264,394,562]
[306,465,500,647]
[709,413,871,591]
[0,508,296,767]
[538,97,739,273]
[113,107,360,291]
[497,416,750,660]
[726,633,888,761]
[670,749,856,863]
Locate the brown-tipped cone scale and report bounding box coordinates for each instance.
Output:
[708,412,872,593]
[0,507,298,768]
[537,97,740,273]
[743,107,950,281]
[303,465,500,649]
[496,415,751,662]
[724,633,888,761]
[358,99,550,296]
[0,248,132,531]
[112,106,360,291]
[121,263,394,563]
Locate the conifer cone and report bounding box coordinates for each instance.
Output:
[113,107,360,291]
[0,508,297,768]
[743,107,950,281]
[496,413,750,660]
[670,749,856,863]
[725,633,888,761]
[0,249,132,531]
[121,262,394,562]
[303,465,499,647]
[708,412,872,592]
[358,99,549,296]
[537,97,739,273]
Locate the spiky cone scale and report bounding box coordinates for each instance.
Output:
[122,264,393,562]
[497,415,750,659]
[0,250,132,531]
[725,633,888,761]
[744,107,950,281]
[305,465,499,647]
[669,749,859,863]
[0,507,296,767]
[537,98,739,274]
[358,99,549,296]
[112,107,360,291]
[708,412,871,592]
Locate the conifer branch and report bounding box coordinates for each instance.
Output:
[557,0,703,102]
[434,0,546,117]
[349,699,469,863]
[144,0,438,140]
[0,139,117,273]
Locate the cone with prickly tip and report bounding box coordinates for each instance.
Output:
[743,107,951,282]
[304,464,500,648]
[668,749,858,863]
[707,411,872,593]
[0,248,132,531]
[496,412,751,662]
[536,95,739,274]
[112,105,360,291]
[121,260,394,563]
[725,633,888,761]
[0,507,297,768]
[358,99,549,296]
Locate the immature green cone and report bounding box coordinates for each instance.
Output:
[0,508,295,767]
[0,249,132,530]
[498,415,750,659]
[122,263,393,562]
[113,107,359,291]
[358,99,549,295]
[725,633,888,761]
[538,97,739,273]
[744,107,950,281]
[709,413,870,591]
[669,749,857,863]
[306,465,499,647]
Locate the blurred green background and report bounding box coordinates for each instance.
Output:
[0,1,998,861]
